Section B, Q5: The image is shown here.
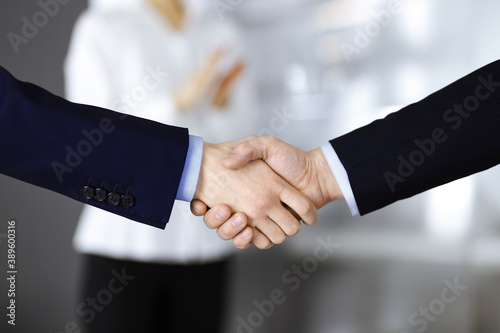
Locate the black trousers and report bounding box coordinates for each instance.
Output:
[76,254,229,333]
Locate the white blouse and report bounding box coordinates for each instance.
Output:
[64,0,258,264]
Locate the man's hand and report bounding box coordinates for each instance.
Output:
[194,138,318,249]
[223,136,344,208]
[191,201,254,250]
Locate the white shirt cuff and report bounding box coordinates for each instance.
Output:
[321,143,360,216]
[176,135,203,202]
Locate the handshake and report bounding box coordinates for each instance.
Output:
[190,135,344,250]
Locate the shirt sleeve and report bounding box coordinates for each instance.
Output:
[176,135,204,202]
[321,143,360,216]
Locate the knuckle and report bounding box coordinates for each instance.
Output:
[300,199,315,217]
[287,222,301,236]
[252,193,273,210]
[217,228,231,241]
[233,238,250,249]
[204,216,219,229]
[253,234,272,250]
[307,208,319,225]
[245,135,258,141]
[295,199,316,223]
[259,135,279,148]
[259,135,274,143]
[256,241,271,250]
[269,177,283,189]
[234,141,250,153]
[233,239,246,249]
[273,233,286,245]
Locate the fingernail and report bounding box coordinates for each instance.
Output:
[232,215,243,228]
[242,229,252,239]
[215,210,226,220]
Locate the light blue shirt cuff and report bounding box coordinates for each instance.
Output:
[176,135,203,202]
[321,143,360,216]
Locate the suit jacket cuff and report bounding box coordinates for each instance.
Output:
[176,135,203,202]
[321,143,360,216]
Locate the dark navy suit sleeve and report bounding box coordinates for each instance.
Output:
[0,67,189,229]
[330,60,500,215]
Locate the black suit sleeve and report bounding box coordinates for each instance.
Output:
[0,67,189,229]
[330,60,500,215]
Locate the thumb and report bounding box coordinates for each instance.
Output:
[190,199,208,216]
[222,138,267,169]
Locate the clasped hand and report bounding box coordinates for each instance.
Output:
[192,136,343,250]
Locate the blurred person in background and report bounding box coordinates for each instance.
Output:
[64,0,258,331]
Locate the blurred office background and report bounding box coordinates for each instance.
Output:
[1,0,500,332]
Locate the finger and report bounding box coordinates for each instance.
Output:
[250,216,286,246]
[227,135,258,148]
[251,228,274,250]
[203,204,232,229]
[280,186,318,226]
[232,226,254,249]
[283,203,302,221]
[267,205,301,237]
[216,212,248,240]
[190,199,208,216]
[222,137,267,169]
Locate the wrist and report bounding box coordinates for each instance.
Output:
[194,142,212,201]
[194,142,233,205]
[310,148,344,205]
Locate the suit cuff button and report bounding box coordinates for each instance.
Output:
[107,184,121,206]
[121,187,135,208]
[94,181,107,202]
[80,179,94,200]
[121,194,135,208]
[81,186,94,200]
